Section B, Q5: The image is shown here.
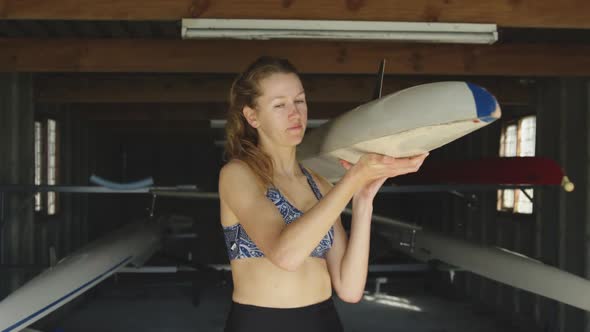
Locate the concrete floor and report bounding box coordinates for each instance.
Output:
[44,270,522,332]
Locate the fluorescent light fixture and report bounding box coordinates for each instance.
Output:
[182,19,497,44]
[210,119,226,129]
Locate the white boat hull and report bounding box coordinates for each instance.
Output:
[0,221,160,332]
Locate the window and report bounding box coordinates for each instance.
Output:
[34,121,42,212]
[34,118,60,216]
[497,115,536,214]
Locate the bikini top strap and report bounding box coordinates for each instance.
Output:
[298,163,323,200]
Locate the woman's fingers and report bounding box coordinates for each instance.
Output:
[339,159,353,170]
[389,166,422,177]
[382,154,426,170]
[342,152,429,183]
[386,153,428,177]
[364,152,428,164]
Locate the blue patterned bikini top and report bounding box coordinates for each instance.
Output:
[222,163,334,260]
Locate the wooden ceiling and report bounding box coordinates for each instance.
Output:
[2,0,588,127]
[35,74,532,105]
[1,0,589,28]
[41,73,532,121]
[0,0,588,75]
[1,38,589,76]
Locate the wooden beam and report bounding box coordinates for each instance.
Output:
[35,74,532,106]
[73,102,363,120]
[76,103,224,121]
[3,38,590,76]
[1,0,589,28]
[88,120,224,139]
[37,75,233,103]
[89,120,215,130]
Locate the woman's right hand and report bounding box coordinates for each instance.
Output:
[340,152,429,189]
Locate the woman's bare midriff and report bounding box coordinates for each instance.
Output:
[230,256,333,308]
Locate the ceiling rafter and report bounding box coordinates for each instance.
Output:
[2,38,589,76]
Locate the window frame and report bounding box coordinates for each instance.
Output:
[496,114,537,216]
[34,116,61,219]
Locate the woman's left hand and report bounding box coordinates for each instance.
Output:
[339,152,428,203]
[338,161,388,203]
[358,176,389,201]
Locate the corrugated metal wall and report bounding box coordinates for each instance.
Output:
[526,78,589,332]
[397,78,589,332]
[0,73,35,298]
[29,104,91,265]
[0,79,92,327]
[31,104,92,328]
[1,74,588,331]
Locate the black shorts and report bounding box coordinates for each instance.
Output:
[224,297,344,332]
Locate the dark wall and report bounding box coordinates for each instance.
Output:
[86,125,226,264]
[3,74,588,332]
[386,78,590,332]
[0,73,35,299]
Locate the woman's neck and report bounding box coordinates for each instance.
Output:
[259,143,300,179]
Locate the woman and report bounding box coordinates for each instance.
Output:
[219,56,428,332]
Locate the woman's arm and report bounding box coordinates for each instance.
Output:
[324,200,373,303]
[219,159,363,272]
[220,154,426,272]
[325,154,428,302]
[318,174,374,303]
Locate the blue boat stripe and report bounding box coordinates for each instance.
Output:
[466,82,498,123]
[2,255,133,332]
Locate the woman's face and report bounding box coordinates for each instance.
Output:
[246,72,308,147]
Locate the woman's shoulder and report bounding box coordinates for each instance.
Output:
[219,159,266,194]
[220,159,252,185]
[220,158,248,173]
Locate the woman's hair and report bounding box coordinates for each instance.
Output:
[224,56,300,189]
